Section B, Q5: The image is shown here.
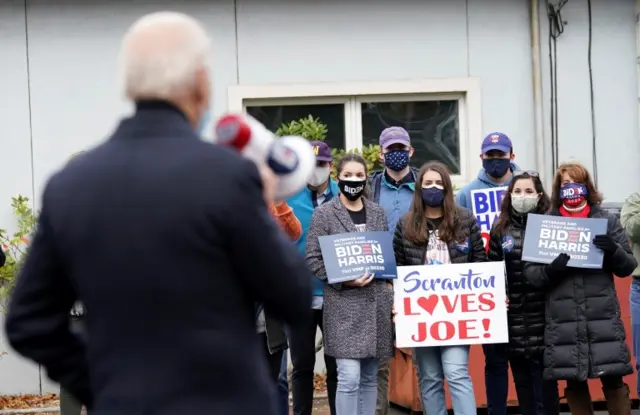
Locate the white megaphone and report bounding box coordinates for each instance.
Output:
[214,113,315,200]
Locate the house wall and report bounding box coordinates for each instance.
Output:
[0,0,636,395]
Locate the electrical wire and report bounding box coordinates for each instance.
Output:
[546,0,567,177]
[587,0,598,186]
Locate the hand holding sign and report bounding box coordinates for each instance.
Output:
[344,270,374,287]
[592,234,617,253]
[547,253,570,277]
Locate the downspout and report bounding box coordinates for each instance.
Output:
[530,0,547,186]
[636,0,640,130]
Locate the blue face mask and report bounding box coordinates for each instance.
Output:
[197,110,211,137]
[483,158,511,178]
[383,150,410,172]
[421,186,445,207]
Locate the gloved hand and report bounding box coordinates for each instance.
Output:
[547,253,570,276]
[593,234,618,253]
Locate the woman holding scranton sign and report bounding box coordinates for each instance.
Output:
[306,153,393,415]
[393,161,486,415]
[487,171,559,415]
[523,162,637,415]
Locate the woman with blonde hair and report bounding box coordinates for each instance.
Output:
[523,162,636,415]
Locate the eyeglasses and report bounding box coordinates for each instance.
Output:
[513,170,539,178]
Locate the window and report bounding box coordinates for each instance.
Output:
[228,79,481,184]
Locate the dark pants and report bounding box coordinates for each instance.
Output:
[261,333,285,385]
[509,354,559,415]
[289,309,337,415]
[60,387,85,415]
[483,343,509,415]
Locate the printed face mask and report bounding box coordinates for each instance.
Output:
[560,182,588,207]
[421,185,445,207]
[511,195,538,214]
[338,179,366,201]
[308,166,330,187]
[383,150,410,172]
[483,158,511,178]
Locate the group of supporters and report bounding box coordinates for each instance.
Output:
[57,127,640,415]
[258,127,640,415]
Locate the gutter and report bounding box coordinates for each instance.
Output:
[530,0,547,186]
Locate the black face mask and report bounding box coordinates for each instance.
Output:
[338,179,366,201]
[483,158,511,178]
[421,187,445,207]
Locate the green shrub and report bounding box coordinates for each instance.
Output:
[0,195,37,313]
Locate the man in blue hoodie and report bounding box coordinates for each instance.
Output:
[286,140,339,415]
[456,132,517,415]
[368,126,417,415]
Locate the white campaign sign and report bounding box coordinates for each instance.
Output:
[470,187,508,250]
[394,262,508,348]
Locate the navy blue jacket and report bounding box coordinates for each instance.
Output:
[4,101,311,415]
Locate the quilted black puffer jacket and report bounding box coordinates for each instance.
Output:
[488,211,545,357]
[393,207,487,266]
[523,205,637,381]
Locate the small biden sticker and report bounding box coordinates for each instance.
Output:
[502,235,515,253]
[455,237,470,254]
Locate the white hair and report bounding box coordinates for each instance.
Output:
[118,11,212,101]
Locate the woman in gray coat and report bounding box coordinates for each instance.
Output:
[306,153,394,415]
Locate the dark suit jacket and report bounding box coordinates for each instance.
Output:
[4,101,312,415]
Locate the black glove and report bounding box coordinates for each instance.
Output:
[548,253,570,275]
[593,234,618,253]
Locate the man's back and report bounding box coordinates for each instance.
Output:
[6,103,312,414]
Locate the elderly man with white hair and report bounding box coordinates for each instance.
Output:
[4,11,311,415]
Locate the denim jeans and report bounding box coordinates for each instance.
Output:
[630,280,640,395]
[336,357,379,415]
[482,343,509,415]
[413,346,476,415]
[509,354,559,415]
[278,353,289,415]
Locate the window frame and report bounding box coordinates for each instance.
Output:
[228,78,482,185]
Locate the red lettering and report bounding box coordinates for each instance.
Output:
[430,321,456,341]
[460,293,478,312]
[478,293,496,311]
[441,295,459,313]
[458,319,479,340]
[403,297,420,316]
[411,322,426,342]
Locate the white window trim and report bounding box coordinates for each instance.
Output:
[228,78,482,185]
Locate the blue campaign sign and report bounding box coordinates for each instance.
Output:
[319,231,397,284]
[470,187,508,251]
[522,214,608,269]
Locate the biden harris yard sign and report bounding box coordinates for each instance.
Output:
[521,213,608,269]
[470,187,507,251]
[319,231,397,284]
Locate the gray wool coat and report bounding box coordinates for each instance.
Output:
[306,197,394,360]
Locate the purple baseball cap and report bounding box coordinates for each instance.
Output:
[310,141,333,162]
[481,132,512,153]
[379,126,411,149]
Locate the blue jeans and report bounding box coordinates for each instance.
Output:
[278,353,289,415]
[631,280,640,395]
[482,343,509,415]
[413,346,476,415]
[336,357,379,415]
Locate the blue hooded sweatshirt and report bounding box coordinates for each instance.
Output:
[286,180,340,297]
[456,163,519,209]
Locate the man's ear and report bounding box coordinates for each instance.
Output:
[510,152,516,161]
[378,151,385,163]
[408,146,415,158]
[479,153,484,160]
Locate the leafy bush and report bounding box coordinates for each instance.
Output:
[0,196,37,313]
[276,115,383,177]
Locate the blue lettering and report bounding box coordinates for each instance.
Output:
[403,271,421,293]
[476,214,491,230]
[402,269,496,293]
[473,192,489,214]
